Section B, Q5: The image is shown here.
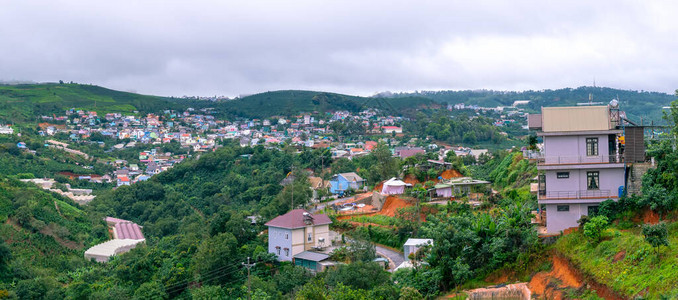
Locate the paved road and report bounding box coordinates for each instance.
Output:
[375,244,405,272]
[330,230,404,272]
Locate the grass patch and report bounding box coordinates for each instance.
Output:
[350,215,398,226]
[556,224,678,298]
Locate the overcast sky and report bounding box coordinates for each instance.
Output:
[1,1,677,97]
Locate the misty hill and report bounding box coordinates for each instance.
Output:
[0,83,189,123]
[221,90,438,118]
[394,86,676,123]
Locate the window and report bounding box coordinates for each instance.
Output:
[285,233,289,240]
[587,171,599,190]
[586,138,598,156]
[307,233,312,242]
[556,172,569,179]
[284,248,289,256]
[276,247,281,255]
[557,205,570,212]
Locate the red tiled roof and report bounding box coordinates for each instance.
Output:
[265,209,332,229]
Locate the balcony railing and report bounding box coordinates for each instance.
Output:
[539,189,614,200]
[537,155,624,165]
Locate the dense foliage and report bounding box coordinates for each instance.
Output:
[220,90,437,118]
[404,111,507,147]
[0,177,106,289]
[411,200,538,295]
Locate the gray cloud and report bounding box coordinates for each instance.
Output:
[1,0,677,97]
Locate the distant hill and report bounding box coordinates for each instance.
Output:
[220,90,438,118]
[0,83,189,123]
[393,86,676,123]
[2,83,672,123]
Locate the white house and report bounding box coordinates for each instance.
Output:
[265,209,332,261]
[403,238,433,261]
[0,125,14,135]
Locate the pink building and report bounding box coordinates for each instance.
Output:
[532,106,626,234]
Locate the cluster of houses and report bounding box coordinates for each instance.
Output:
[448,101,531,130]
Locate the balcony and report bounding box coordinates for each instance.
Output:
[537,155,624,166]
[538,189,616,200]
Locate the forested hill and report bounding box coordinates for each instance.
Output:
[221,90,439,118]
[0,176,106,288]
[2,83,672,122]
[0,83,190,124]
[393,86,675,122]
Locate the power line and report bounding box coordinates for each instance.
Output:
[163,263,241,293]
[164,265,243,295]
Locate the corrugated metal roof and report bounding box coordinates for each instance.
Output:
[294,251,330,262]
[542,106,611,132]
[339,172,364,182]
[528,114,542,129]
[114,222,145,240]
[265,209,332,229]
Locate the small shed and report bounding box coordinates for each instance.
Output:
[381,178,411,195]
[294,251,331,272]
[404,238,433,261]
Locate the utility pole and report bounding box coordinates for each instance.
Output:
[242,257,256,300]
[291,180,294,210]
[290,166,295,210]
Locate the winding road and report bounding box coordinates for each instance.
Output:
[375,244,405,272]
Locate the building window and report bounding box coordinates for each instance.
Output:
[285,233,289,240]
[586,138,598,156]
[276,247,281,255]
[556,172,569,179]
[284,248,289,256]
[587,171,599,190]
[557,205,570,212]
[308,233,312,242]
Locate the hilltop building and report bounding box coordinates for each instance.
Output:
[531,105,635,234]
[265,209,332,262]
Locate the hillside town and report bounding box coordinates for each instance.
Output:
[0,103,527,191]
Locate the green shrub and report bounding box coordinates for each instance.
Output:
[583,216,608,243]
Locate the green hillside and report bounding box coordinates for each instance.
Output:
[0,177,105,287]
[395,86,675,122]
[221,90,438,118]
[0,83,188,123]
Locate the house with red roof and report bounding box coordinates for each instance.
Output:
[265,209,332,261]
[381,126,403,134]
